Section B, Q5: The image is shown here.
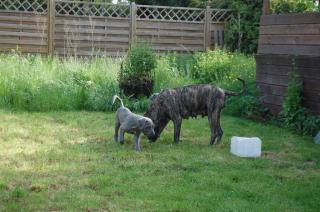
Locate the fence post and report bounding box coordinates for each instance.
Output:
[129,2,137,48]
[262,0,270,15]
[204,6,211,51]
[47,0,55,56]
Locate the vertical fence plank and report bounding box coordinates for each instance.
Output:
[204,6,211,51]
[47,0,55,56]
[129,2,137,48]
[262,0,270,15]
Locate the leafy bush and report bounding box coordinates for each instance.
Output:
[224,83,268,120]
[118,44,156,83]
[191,49,255,85]
[192,49,234,82]
[279,67,320,136]
[191,49,266,119]
[271,0,319,13]
[153,55,195,92]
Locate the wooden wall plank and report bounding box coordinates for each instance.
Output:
[256,72,320,91]
[136,29,204,37]
[257,82,320,102]
[260,13,320,26]
[0,38,47,46]
[259,35,320,45]
[256,54,320,68]
[55,18,130,28]
[137,20,203,30]
[137,37,203,45]
[54,35,129,43]
[260,24,320,35]
[258,44,320,56]
[256,63,320,80]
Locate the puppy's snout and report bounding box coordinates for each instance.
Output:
[151,129,156,138]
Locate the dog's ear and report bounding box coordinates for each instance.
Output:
[149,93,159,103]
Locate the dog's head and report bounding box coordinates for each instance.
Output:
[139,117,156,140]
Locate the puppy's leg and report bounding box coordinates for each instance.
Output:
[119,127,125,144]
[134,132,141,151]
[114,121,120,143]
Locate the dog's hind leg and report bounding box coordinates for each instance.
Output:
[208,109,219,145]
[134,132,141,151]
[114,121,120,143]
[119,127,125,144]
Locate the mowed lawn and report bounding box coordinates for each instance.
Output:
[0,110,319,211]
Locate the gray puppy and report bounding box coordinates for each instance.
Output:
[112,95,156,151]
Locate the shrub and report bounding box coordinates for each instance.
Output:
[271,0,319,13]
[224,83,268,120]
[191,49,267,119]
[279,66,320,136]
[153,55,195,92]
[118,44,156,82]
[192,49,234,82]
[118,44,157,97]
[191,49,256,85]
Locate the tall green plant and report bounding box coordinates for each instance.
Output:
[118,44,156,83]
[271,0,319,13]
[280,64,320,136]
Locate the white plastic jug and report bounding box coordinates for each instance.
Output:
[230,136,262,157]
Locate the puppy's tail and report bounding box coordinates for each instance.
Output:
[112,95,124,107]
[224,78,246,96]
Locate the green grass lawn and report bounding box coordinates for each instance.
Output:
[0,110,319,211]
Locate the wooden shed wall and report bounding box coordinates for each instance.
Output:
[256,12,320,115]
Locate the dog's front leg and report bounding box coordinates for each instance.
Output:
[119,127,125,144]
[173,117,182,144]
[208,108,219,145]
[134,132,141,151]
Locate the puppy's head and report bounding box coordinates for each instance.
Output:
[138,117,156,140]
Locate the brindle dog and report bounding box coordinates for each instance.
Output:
[144,78,246,145]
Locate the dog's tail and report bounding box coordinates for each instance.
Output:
[112,95,124,107]
[224,78,246,96]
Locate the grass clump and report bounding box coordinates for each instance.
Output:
[0,53,120,111]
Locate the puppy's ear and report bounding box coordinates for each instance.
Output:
[138,119,147,130]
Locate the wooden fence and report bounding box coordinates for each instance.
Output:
[0,0,235,57]
[256,0,320,115]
